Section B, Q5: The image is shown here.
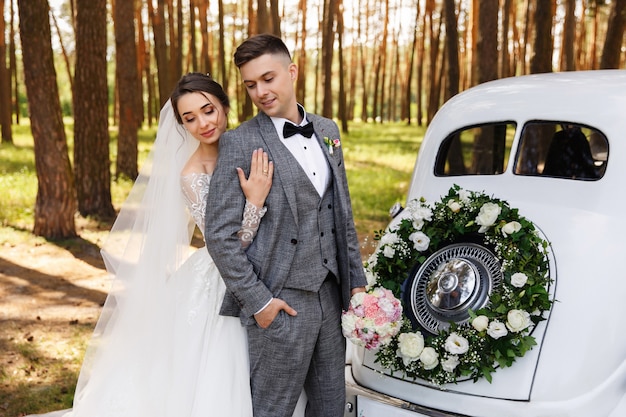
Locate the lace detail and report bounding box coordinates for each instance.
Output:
[181,173,211,234]
[180,173,266,248]
[238,201,268,249]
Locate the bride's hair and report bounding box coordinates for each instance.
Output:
[169,73,230,125]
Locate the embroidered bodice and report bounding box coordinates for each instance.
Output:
[180,173,266,248]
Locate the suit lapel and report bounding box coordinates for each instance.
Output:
[256,114,300,225]
[312,119,340,184]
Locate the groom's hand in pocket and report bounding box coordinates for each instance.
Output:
[254,298,297,329]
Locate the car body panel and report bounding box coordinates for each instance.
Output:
[345,70,626,417]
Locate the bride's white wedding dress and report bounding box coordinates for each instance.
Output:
[31,172,306,417]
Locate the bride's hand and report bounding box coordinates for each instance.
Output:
[237,148,273,208]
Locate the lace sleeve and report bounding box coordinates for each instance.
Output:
[237,200,267,249]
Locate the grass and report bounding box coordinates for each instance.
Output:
[1,120,424,244]
[0,119,424,415]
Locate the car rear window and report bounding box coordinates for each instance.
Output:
[434,121,608,180]
[434,122,516,176]
[514,121,608,180]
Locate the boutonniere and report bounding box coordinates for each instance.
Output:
[323,137,341,155]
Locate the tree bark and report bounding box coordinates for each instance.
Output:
[530,0,554,74]
[561,0,576,71]
[476,0,498,84]
[152,0,170,107]
[444,0,459,99]
[600,0,626,69]
[337,0,347,131]
[0,0,13,143]
[74,0,115,218]
[18,0,76,238]
[321,0,336,118]
[114,0,140,180]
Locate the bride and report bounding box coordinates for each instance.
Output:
[31,73,305,416]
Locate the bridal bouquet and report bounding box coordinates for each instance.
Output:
[341,287,403,350]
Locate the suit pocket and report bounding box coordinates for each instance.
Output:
[262,310,290,341]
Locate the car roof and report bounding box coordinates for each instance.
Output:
[431,69,626,129]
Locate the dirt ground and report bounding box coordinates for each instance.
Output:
[0,218,376,416]
[0,219,112,416]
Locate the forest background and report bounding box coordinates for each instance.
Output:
[1,0,625,240]
[0,0,624,414]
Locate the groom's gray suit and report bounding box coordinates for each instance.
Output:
[205,110,367,417]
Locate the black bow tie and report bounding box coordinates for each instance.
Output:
[283,122,314,138]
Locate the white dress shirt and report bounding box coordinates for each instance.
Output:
[270,110,330,197]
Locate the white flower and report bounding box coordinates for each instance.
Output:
[380,232,399,246]
[350,292,366,308]
[506,309,531,333]
[502,221,522,237]
[367,253,378,268]
[364,267,378,289]
[441,355,460,372]
[412,206,433,222]
[397,332,425,365]
[409,231,430,251]
[487,320,508,339]
[444,333,469,355]
[510,272,528,288]
[408,205,433,230]
[475,202,502,233]
[447,199,461,213]
[419,347,439,370]
[382,245,395,258]
[459,189,472,204]
[412,218,425,231]
[341,313,359,340]
[471,315,489,332]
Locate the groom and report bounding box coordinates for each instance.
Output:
[205,34,366,417]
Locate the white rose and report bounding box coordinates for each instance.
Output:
[459,189,471,204]
[382,245,395,258]
[409,231,430,251]
[510,272,528,288]
[475,202,502,233]
[506,309,531,333]
[412,206,433,222]
[471,315,489,332]
[444,333,469,355]
[380,232,399,246]
[397,332,425,365]
[441,355,460,372]
[447,199,461,213]
[501,221,522,237]
[419,347,439,370]
[412,218,425,231]
[487,320,508,339]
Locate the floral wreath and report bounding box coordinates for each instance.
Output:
[360,185,553,385]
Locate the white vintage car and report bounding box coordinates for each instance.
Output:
[345,70,626,417]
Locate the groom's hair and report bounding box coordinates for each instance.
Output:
[234,33,292,68]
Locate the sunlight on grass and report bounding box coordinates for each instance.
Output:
[1,120,422,241]
[342,121,425,249]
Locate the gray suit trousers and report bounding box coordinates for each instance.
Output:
[247,279,346,417]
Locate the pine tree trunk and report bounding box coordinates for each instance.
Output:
[600,0,626,69]
[0,0,13,143]
[17,0,76,239]
[115,0,140,180]
[74,0,115,218]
